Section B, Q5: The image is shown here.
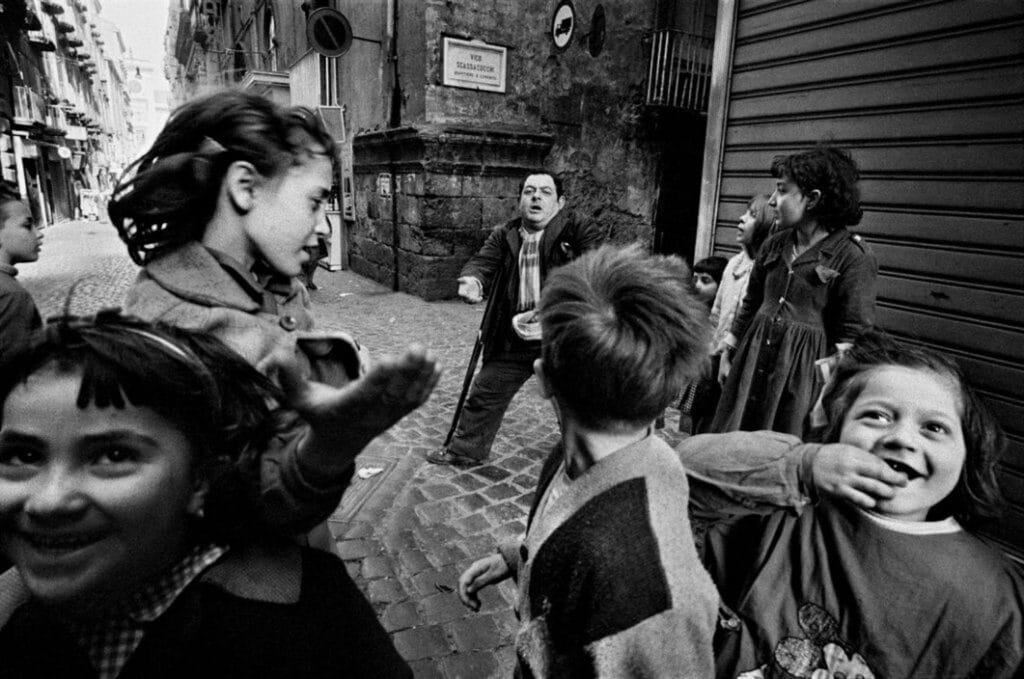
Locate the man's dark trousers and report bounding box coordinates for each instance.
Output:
[448,343,539,463]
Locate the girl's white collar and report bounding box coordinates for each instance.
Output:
[858,508,962,535]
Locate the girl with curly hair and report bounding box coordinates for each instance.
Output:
[713,145,877,436]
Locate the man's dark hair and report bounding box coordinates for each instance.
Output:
[539,244,710,431]
[518,171,564,199]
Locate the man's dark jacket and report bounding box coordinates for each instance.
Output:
[460,211,603,358]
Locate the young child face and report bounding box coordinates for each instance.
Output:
[243,154,333,277]
[0,201,43,265]
[769,175,811,231]
[736,208,757,247]
[838,365,966,522]
[0,368,203,607]
[693,273,719,305]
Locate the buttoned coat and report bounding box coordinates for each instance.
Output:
[125,242,362,533]
[712,227,877,436]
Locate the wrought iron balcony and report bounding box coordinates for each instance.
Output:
[13,86,46,127]
[644,29,713,114]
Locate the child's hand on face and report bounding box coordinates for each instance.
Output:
[458,553,511,612]
[810,444,909,510]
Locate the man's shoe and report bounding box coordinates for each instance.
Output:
[426,448,480,468]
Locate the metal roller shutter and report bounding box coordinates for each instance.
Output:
[698,0,1024,558]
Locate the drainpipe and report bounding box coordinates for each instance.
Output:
[386,0,401,290]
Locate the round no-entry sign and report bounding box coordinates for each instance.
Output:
[551,0,575,51]
[307,7,353,58]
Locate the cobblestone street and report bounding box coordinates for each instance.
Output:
[21,219,686,678]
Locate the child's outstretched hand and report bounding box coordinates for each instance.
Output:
[269,345,442,472]
[810,444,909,510]
[458,553,511,612]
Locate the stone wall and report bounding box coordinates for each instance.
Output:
[416,0,662,245]
[351,125,552,300]
[349,0,703,298]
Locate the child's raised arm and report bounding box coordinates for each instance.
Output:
[680,431,906,518]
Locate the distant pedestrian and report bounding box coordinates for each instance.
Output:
[0,183,43,366]
[0,311,411,678]
[712,145,877,436]
[108,90,440,542]
[458,245,718,678]
[301,232,329,290]
[427,171,602,468]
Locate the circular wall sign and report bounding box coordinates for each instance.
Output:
[306,7,353,58]
[551,0,575,51]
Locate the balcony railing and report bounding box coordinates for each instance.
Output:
[644,29,713,114]
[46,105,67,130]
[13,86,46,126]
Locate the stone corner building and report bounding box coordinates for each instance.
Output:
[165,0,717,301]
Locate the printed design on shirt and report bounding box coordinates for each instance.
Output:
[737,602,875,679]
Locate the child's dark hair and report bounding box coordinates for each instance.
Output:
[771,145,862,231]
[108,89,337,265]
[539,244,710,431]
[745,193,776,254]
[693,256,728,286]
[518,171,564,199]
[0,308,285,543]
[811,332,1004,529]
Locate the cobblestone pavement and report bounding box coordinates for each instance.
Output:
[22,220,687,678]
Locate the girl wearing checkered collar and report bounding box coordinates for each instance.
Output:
[0,311,410,677]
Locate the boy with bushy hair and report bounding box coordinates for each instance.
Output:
[458,244,719,678]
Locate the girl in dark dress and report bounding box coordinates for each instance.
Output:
[712,146,877,436]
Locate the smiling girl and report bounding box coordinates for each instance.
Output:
[681,333,1024,678]
[0,312,410,677]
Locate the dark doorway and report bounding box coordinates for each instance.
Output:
[652,110,707,263]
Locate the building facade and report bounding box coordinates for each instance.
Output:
[1,0,135,224]
[165,0,717,298]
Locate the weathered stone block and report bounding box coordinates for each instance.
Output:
[482,196,517,228]
[397,171,424,196]
[421,195,482,231]
[423,172,462,197]
[397,224,453,257]
[396,193,422,227]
